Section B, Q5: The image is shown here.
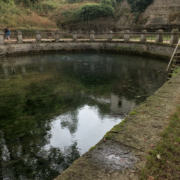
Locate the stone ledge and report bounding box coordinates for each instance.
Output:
[0,42,178,61]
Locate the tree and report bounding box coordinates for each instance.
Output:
[127,0,154,13]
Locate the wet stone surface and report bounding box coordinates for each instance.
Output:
[90,141,138,171]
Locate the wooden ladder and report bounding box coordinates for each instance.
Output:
[167,39,180,80]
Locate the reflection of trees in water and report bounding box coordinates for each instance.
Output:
[0,79,82,180]
[0,129,80,180]
[61,110,78,134]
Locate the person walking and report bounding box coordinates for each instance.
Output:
[5,28,10,40]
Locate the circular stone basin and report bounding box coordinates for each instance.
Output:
[90,141,138,170]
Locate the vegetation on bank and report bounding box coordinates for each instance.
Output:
[140,106,180,179]
[127,0,153,13]
[0,1,57,29]
[69,0,114,23]
[0,0,155,29]
[172,66,180,77]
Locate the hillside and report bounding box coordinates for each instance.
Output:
[1,0,180,31]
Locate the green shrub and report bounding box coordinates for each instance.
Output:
[68,0,114,23]
[2,0,14,5]
[72,3,114,22]
[101,0,112,6]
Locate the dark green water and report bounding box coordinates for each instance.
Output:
[0,52,167,180]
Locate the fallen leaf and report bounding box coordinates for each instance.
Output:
[157,107,161,109]
[120,159,125,162]
[141,112,144,114]
[150,144,155,147]
[143,139,146,142]
[148,176,154,180]
[130,170,135,173]
[157,154,161,160]
[80,161,83,164]
[174,142,178,146]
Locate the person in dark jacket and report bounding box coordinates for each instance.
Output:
[5,28,10,40]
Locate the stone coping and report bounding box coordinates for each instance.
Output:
[0,41,178,61]
[2,38,173,44]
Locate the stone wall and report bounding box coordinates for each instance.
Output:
[0,41,178,59]
[142,0,180,29]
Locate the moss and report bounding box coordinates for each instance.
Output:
[104,118,127,140]
[129,110,138,115]
[89,145,97,151]
[104,132,114,140]
[172,66,180,77]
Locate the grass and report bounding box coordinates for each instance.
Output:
[0,0,98,30]
[0,1,57,29]
[140,106,180,180]
[104,118,127,140]
[172,66,180,77]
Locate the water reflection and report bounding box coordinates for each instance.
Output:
[0,52,167,180]
[110,94,136,114]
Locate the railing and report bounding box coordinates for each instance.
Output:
[166,38,180,71]
[0,29,179,46]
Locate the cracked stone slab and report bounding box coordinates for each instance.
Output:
[89,141,138,171]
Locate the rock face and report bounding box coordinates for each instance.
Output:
[142,0,180,30]
[64,0,180,32]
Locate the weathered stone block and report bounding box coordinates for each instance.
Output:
[0,30,4,45]
[140,30,147,42]
[36,31,41,43]
[73,31,77,41]
[17,31,23,44]
[107,31,113,41]
[156,30,163,43]
[124,30,130,42]
[170,29,179,45]
[90,30,95,41]
[55,31,60,42]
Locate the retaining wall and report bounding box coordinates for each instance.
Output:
[0,41,178,60]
